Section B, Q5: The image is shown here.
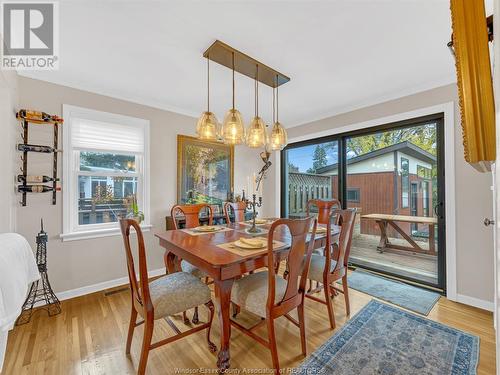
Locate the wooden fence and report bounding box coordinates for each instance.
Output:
[288,172,332,217]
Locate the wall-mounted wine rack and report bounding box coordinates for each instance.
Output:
[17,110,63,206]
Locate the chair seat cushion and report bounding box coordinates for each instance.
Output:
[181,260,207,278]
[307,254,337,282]
[312,248,323,256]
[231,271,287,318]
[146,272,211,319]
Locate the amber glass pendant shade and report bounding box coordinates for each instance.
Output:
[269,76,287,151]
[270,121,287,150]
[197,56,219,141]
[246,116,267,148]
[221,109,245,145]
[222,52,245,145]
[196,111,219,141]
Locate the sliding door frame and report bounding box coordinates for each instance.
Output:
[281,113,446,292]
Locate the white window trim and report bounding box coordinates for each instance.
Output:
[61,105,151,241]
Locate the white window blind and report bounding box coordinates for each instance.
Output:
[72,118,145,154]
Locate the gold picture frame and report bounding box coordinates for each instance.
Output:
[450,0,496,172]
[177,135,234,204]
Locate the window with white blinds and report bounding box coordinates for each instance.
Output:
[72,118,145,154]
[61,105,150,241]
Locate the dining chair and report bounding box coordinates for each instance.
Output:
[223,201,247,224]
[170,203,213,323]
[306,199,341,225]
[305,208,357,329]
[230,217,317,372]
[305,199,341,291]
[171,203,214,230]
[119,219,216,375]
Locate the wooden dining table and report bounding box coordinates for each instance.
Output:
[155,221,340,371]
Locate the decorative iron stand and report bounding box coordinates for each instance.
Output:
[243,191,263,234]
[16,219,61,325]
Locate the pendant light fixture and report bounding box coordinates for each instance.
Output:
[246,64,267,148]
[221,52,245,145]
[196,55,220,141]
[269,75,288,150]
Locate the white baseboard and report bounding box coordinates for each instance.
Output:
[55,268,166,302]
[456,294,494,312]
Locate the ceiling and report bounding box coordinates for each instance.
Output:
[18,1,491,127]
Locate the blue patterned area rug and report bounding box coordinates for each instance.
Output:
[344,270,441,315]
[297,300,479,375]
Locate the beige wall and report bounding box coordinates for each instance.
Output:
[0,70,18,233]
[16,76,271,294]
[283,84,494,305]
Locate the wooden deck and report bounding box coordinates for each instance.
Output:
[349,233,438,285]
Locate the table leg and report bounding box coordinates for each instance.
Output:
[376,220,389,252]
[428,224,436,255]
[164,251,177,274]
[214,278,234,372]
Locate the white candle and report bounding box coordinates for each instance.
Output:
[247,176,250,196]
[252,173,256,194]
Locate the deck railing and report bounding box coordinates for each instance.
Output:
[288,172,332,217]
[78,198,128,224]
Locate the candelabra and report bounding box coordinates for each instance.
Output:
[242,190,263,234]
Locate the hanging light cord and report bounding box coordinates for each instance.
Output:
[255,64,259,118]
[276,75,279,123]
[207,55,210,112]
[232,53,235,110]
[272,86,276,124]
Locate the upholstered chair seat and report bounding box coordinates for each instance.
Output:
[307,254,337,282]
[145,272,211,319]
[181,260,207,278]
[300,253,336,281]
[231,271,288,318]
[312,248,323,256]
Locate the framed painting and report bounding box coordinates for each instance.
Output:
[450,0,495,172]
[177,135,234,205]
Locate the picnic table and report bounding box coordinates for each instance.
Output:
[361,214,437,256]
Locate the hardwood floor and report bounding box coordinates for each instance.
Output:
[2,278,496,374]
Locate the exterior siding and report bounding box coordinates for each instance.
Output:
[345,172,395,235]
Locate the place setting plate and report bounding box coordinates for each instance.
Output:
[182,225,233,236]
[218,236,287,256]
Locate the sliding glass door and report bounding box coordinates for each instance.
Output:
[281,114,445,291]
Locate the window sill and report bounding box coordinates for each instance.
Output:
[60,223,152,242]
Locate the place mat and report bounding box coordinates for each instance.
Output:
[181,226,233,236]
[239,218,276,226]
[217,237,288,256]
